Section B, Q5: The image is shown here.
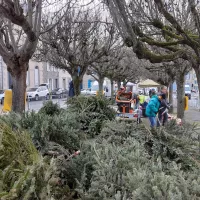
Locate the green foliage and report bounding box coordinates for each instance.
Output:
[1,110,81,152]
[67,96,116,137]
[1,96,200,199]
[152,120,200,170]
[0,121,79,200]
[77,120,200,199]
[38,100,61,116]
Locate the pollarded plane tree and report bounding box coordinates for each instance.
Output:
[0,0,74,113]
[86,28,121,93]
[86,39,124,94]
[104,0,200,117]
[102,46,153,100]
[40,5,118,95]
[146,60,191,116]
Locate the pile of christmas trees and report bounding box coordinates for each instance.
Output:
[77,121,200,199]
[0,96,200,199]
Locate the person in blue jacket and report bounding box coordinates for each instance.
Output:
[145,91,161,128]
[69,81,75,97]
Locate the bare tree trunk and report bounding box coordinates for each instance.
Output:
[194,67,200,111]
[168,82,174,113]
[73,76,82,96]
[110,79,114,99]
[10,64,27,113]
[123,80,126,87]
[98,76,104,95]
[176,73,185,119]
[117,81,121,90]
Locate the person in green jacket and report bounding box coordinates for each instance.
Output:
[145,92,161,128]
[139,93,145,105]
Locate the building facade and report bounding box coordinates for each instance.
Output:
[42,63,72,90]
[185,69,198,92]
[0,57,45,90]
[27,60,45,88]
[82,74,95,89]
[58,69,71,90]
[172,69,198,92]
[0,56,95,91]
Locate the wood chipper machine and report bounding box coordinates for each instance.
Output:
[115,90,143,123]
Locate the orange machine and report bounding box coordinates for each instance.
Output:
[116,91,133,113]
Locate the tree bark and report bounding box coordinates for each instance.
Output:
[194,66,200,111]
[72,76,82,96]
[123,80,126,87]
[11,64,27,113]
[98,76,104,95]
[176,73,185,119]
[110,79,114,100]
[168,82,174,113]
[117,81,121,90]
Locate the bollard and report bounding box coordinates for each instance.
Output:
[184,96,189,111]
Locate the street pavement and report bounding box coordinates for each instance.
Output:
[0,98,67,113]
[173,94,200,123]
[185,108,200,124]
[26,98,67,112]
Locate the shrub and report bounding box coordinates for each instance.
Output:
[38,100,61,116]
[77,140,200,200]
[77,121,200,199]
[1,110,81,152]
[0,121,81,200]
[67,96,116,136]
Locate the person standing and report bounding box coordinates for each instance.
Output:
[145,91,160,129]
[69,80,75,97]
[139,92,145,105]
[149,89,152,97]
[157,86,170,126]
[133,93,140,109]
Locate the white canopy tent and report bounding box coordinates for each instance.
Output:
[138,79,161,88]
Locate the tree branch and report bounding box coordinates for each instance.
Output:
[135,42,186,63]
[154,0,199,50]
[188,0,200,37]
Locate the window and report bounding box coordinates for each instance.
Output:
[47,63,50,71]
[55,79,58,88]
[49,79,52,90]
[26,71,29,86]
[34,66,39,87]
[63,79,66,89]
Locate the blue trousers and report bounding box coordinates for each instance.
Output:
[148,117,157,128]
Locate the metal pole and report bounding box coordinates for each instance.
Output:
[27,97,30,111]
[0,56,3,89]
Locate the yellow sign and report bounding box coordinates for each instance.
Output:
[2,90,12,112]
[2,90,27,113]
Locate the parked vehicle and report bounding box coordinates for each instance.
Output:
[39,83,49,89]
[0,90,5,104]
[62,89,69,97]
[27,86,50,101]
[191,89,197,93]
[185,85,191,100]
[81,88,91,95]
[50,88,67,98]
